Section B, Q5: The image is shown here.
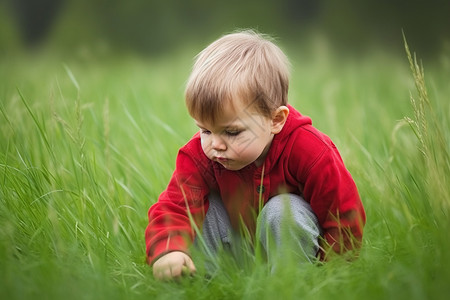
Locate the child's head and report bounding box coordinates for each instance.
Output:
[185,30,291,170]
[185,30,290,123]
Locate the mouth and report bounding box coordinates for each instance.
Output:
[215,157,229,164]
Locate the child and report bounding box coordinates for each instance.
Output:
[145,30,366,280]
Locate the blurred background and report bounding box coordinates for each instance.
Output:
[0,0,449,59]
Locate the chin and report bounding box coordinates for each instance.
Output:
[222,162,250,171]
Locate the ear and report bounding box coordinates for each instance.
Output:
[271,106,289,134]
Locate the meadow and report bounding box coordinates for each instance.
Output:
[1,39,449,299]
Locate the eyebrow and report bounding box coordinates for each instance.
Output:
[195,121,244,130]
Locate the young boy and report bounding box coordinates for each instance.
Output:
[145,30,366,280]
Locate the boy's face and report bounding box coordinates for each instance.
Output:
[195,99,275,171]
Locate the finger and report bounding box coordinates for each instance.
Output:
[184,256,197,274]
[169,265,183,279]
[154,268,167,280]
[154,266,180,280]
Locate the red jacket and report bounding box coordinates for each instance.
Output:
[146,105,366,264]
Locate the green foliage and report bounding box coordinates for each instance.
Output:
[1,41,449,299]
[2,0,449,56]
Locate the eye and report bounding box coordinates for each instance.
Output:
[225,129,242,136]
[200,129,211,135]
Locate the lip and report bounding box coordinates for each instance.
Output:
[216,157,229,163]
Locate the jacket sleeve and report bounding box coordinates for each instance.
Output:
[291,130,366,256]
[145,147,210,265]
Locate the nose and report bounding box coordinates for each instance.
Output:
[211,134,226,151]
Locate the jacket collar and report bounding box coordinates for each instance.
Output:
[257,104,312,173]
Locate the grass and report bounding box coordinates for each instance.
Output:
[1,39,449,299]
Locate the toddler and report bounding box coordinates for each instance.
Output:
[145,30,366,280]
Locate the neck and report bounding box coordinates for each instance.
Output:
[254,134,274,167]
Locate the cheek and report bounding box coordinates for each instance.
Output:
[200,136,212,154]
[225,135,251,156]
[241,132,271,156]
[228,136,263,158]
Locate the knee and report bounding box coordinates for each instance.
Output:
[260,193,309,222]
[258,193,321,236]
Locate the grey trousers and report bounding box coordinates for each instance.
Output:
[200,193,321,264]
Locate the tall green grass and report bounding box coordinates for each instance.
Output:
[1,40,449,299]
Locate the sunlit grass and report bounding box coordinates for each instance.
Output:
[1,41,449,299]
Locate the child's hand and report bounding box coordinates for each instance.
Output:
[152,251,196,280]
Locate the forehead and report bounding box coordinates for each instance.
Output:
[196,98,265,129]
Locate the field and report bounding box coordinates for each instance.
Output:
[1,39,449,299]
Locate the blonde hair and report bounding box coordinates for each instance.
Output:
[185,30,290,123]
